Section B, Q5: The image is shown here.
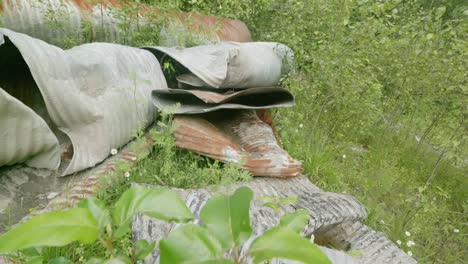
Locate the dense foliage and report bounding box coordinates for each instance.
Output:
[0,0,465,263]
[140,0,466,262]
[1,186,330,264]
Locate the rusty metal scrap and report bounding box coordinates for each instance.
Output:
[0,0,251,47]
[0,28,165,175]
[152,87,294,114]
[173,110,302,177]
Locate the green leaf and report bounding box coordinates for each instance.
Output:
[0,208,99,253]
[279,196,298,206]
[249,227,331,264]
[200,187,253,250]
[159,224,233,264]
[279,210,309,233]
[25,256,43,264]
[135,239,156,260]
[262,202,279,212]
[78,197,111,230]
[113,186,193,237]
[22,247,41,256]
[48,257,74,264]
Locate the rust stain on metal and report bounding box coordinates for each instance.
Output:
[174,110,302,177]
[1,0,251,43]
[21,135,154,220]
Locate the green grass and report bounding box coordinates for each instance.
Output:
[137,0,466,262]
[79,0,467,262]
[7,0,466,263]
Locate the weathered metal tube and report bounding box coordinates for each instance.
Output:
[0,0,251,47]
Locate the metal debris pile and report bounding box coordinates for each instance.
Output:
[0,0,301,178]
[145,42,302,177]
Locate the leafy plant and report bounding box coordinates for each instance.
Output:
[159,187,331,264]
[0,186,330,264]
[0,185,194,263]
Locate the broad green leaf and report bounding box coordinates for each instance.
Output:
[48,257,73,264]
[159,224,233,264]
[0,208,98,253]
[200,187,253,250]
[78,197,111,230]
[135,239,156,260]
[279,210,309,233]
[113,186,193,237]
[249,227,331,264]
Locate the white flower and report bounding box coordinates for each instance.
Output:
[407,251,413,257]
[124,172,130,178]
[379,219,385,224]
[131,156,137,161]
[405,231,411,237]
[453,229,460,233]
[299,123,304,128]
[342,154,347,159]
[110,148,118,155]
[407,240,415,247]
[396,240,402,245]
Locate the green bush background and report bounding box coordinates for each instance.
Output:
[135,0,467,262]
[1,0,466,263]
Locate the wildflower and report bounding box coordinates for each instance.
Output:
[405,231,411,237]
[407,251,413,257]
[131,156,137,161]
[379,219,385,224]
[310,234,315,243]
[342,154,347,159]
[396,240,402,245]
[124,172,130,178]
[299,123,304,128]
[110,148,118,155]
[453,229,460,233]
[407,240,415,247]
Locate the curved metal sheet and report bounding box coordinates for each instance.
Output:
[0,88,60,170]
[173,110,302,177]
[0,0,251,47]
[0,28,166,175]
[152,87,295,114]
[144,42,294,89]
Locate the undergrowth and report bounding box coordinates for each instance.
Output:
[2,0,465,263]
[38,112,251,262]
[134,0,466,262]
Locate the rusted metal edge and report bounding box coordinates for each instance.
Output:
[18,133,154,222]
[0,0,251,47]
[152,86,295,114]
[173,110,302,177]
